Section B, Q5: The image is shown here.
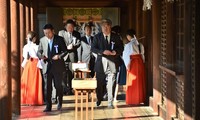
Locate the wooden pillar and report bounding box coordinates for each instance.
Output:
[128,0,136,28]
[11,0,20,115]
[19,0,25,60]
[184,1,195,120]
[135,0,139,31]
[195,0,200,119]
[30,2,33,31]
[166,3,176,120]
[0,0,12,120]
[150,0,162,113]
[32,0,38,32]
[30,0,38,33]
[25,0,31,34]
[142,9,153,105]
[135,0,143,37]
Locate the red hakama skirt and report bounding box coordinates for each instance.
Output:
[126,54,146,105]
[21,58,43,105]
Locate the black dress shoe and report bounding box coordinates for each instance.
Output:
[57,104,62,111]
[43,108,51,112]
[96,101,101,107]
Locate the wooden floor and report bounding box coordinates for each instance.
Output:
[13,93,163,120]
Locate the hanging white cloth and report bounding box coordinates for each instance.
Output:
[143,0,152,11]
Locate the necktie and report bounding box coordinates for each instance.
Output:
[106,36,111,50]
[69,33,72,43]
[105,36,108,44]
[48,40,53,59]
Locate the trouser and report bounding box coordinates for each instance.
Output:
[105,68,116,106]
[63,62,73,94]
[96,68,116,106]
[96,73,106,102]
[45,70,63,109]
[42,73,57,103]
[89,56,95,78]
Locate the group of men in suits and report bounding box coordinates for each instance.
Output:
[37,18,123,112]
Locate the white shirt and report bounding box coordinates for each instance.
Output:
[67,32,72,38]
[47,36,54,51]
[85,35,91,44]
[67,32,76,44]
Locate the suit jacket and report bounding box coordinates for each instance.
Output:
[77,36,94,63]
[58,30,81,62]
[37,35,67,74]
[91,32,124,73]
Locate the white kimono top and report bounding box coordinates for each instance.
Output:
[122,38,145,69]
[21,42,43,69]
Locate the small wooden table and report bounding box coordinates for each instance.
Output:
[72,78,97,120]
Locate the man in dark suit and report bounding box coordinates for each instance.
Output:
[91,19,124,109]
[58,19,81,95]
[78,24,95,77]
[37,24,67,112]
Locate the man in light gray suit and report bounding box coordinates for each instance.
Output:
[77,24,95,77]
[58,19,81,95]
[91,19,124,109]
